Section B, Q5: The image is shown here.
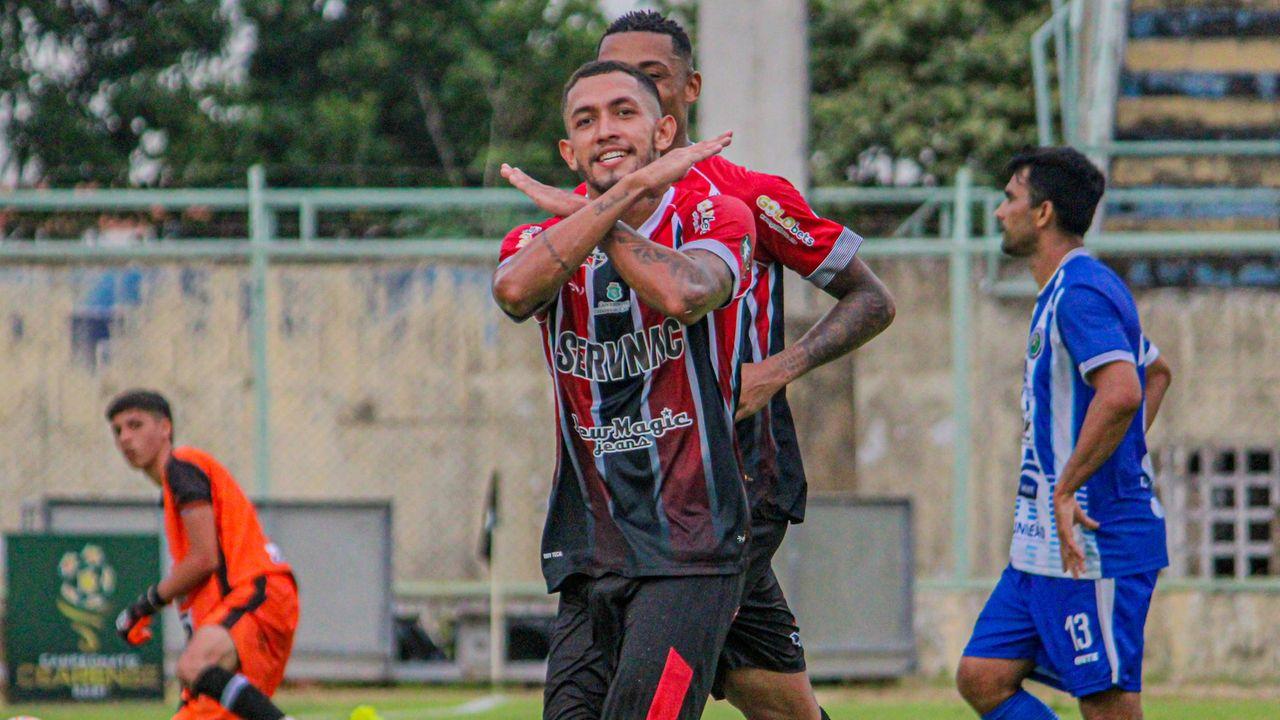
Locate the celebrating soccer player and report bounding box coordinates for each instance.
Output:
[499,12,894,720]
[493,59,756,719]
[107,390,299,720]
[956,148,1170,720]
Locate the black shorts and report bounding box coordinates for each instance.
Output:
[712,516,807,699]
[543,573,744,720]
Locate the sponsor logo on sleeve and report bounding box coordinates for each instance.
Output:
[692,198,716,234]
[1028,327,1044,359]
[516,225,543,249]
[756,195,816,246]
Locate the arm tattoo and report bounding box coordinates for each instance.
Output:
[593,186,634,216]
[538,232,572,274]
[791,283,894,374]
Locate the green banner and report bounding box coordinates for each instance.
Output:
[4,533,165,702]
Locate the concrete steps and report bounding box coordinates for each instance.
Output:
[1101,1,1280,235]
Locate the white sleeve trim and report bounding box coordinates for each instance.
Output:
[1142,340,1160,366]
[1078,350,1136,383]
[681,238,742,291]
[805,226,865,289]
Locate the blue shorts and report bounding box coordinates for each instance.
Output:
[963,564,1159,698]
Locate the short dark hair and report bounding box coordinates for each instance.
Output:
[562,60,663,117]
[106,389,172,424]
[600,10,694,68]
[1005,147,1106,236]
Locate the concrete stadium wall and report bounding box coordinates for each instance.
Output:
[3,254,1278,681]
[0,260,552,588]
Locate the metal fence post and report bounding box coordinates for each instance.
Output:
[248,165,272,498]
[950,168,974,582]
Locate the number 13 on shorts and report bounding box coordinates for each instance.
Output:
[1064,612,1093,652]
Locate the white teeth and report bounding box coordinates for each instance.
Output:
[599,151,625,162]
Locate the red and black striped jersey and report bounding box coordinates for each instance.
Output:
[499,181,755,593]
[688,155,864,523]
[579,157,865,522]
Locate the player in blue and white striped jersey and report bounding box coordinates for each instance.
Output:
[957,148,1172,720]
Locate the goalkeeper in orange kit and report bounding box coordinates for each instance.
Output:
[107,390,299,720]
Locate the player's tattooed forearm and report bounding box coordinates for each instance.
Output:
[793,283,894,373]
[593,187,634,216]
[538,232,573,274]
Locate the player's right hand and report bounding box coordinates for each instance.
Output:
[115,584,165,642]
[500,164,588,218]
[630,131,733,192]
[122,614,154,646]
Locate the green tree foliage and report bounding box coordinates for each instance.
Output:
[238,0,606,186]
[3,1,1047,188]
[0,0,233,185]
[2,0,605,187]
[809,0,1048,185]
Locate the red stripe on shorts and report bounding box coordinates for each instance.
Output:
[645,646,694,720]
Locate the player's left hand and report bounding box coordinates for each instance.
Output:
[629,131,732,193]
[1053,491,1100,578]
[736,361,786,421]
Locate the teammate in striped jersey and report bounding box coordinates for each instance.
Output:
[957,148,1171,720]
[493,60,756,720]
[500,12,894,720]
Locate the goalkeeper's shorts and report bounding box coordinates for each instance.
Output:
[175,572,298,720]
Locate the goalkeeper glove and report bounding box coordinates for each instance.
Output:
[116,584,166,643]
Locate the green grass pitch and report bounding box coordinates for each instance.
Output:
[2,684,1278,719]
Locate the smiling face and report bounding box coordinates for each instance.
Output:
[996,168,1044,258]
[109,408,171,472]
[597,31,700,143]
[559,71,675,195]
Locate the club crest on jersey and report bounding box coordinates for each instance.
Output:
[554,317,685,382]
[693,198,716,234]
[1028,328,1044,359]
[756,195,815,246]
[571,408,694,456]
[593,282,631,315]
[583,247,609,270]
[516,225,542,249]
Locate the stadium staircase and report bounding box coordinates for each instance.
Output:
[1105,0,1280,237]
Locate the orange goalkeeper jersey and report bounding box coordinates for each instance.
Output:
[162,446,292,622]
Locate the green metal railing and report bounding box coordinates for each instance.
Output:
[5,170,1280,592]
